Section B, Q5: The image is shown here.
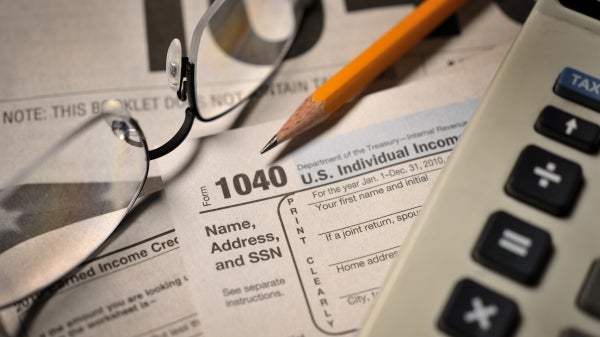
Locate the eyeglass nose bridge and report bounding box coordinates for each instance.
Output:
[166,38,190,103]
[100,100,144,148]
[108,119,144,148]
[154,0,310,159]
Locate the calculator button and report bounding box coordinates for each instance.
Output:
[505,145,583,216]
[535,106,600,153]
[577,259,600,319]
[560,328,598,337]
[554,67,600,112]
[439,279,520,337]
[558,0,600,21]
[473,212,553,285]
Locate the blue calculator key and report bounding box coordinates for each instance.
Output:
[554,67,600,112]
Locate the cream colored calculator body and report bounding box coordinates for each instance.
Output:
[359,0,600,336]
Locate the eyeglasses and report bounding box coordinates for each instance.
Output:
[157,0,306,158]
[0,0,306,308]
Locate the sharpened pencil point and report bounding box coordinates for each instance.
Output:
[260,135,278,154]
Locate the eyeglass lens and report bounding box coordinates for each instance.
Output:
[185,0,299,120]
[0,113,149,307]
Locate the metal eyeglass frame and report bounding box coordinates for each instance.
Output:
[148,0,309,160]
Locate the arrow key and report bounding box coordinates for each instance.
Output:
[535,105,600,153]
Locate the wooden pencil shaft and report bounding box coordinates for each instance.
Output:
[276,96,327,142]
[314,0,468,114]
[265,0,467,151]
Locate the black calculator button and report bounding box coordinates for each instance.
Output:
[439,279,520,337]
[577,259,600,319]
[560,328,598,337]
[505,145,583,216]
[473,212,553,285]
[558,0,600,22]
[535,106,600,153]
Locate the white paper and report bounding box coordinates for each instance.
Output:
[0,0,521,147]
[0,0,521,335]
[159,63,500,337]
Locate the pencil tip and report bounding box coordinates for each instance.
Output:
[260,135,278,154]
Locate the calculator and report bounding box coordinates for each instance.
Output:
[358,0,600,336]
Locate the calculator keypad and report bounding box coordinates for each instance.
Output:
[439,279,520,337]
[505,145,583,216]
[561,328,597,337]
[535,106,600,153]
[439,67,599,336]
[577,259,600,320]
[473,212,553,285]
[558,0,600,21]
[554,67,600,112]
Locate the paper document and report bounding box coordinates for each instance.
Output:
[0,0,521,336]
[159,64,498,336]
[0,0,521,145]
[0,189,202,337]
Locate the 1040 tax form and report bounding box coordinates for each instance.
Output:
[159,62,499,337]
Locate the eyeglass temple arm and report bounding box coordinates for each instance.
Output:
[147,56,196,160]
[147,106,194,160]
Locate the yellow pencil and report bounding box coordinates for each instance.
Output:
[260,0,468,153]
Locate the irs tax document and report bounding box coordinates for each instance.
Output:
[0,0,518,335]
[159,64,498,336]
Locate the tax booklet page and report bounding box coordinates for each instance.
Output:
[0,1,519,336]
[159,63,498,337]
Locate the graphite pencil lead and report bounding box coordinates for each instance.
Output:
[260,135,278,154]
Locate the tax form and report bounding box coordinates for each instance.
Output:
[159,63,499,336]
[0,0,519,336]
